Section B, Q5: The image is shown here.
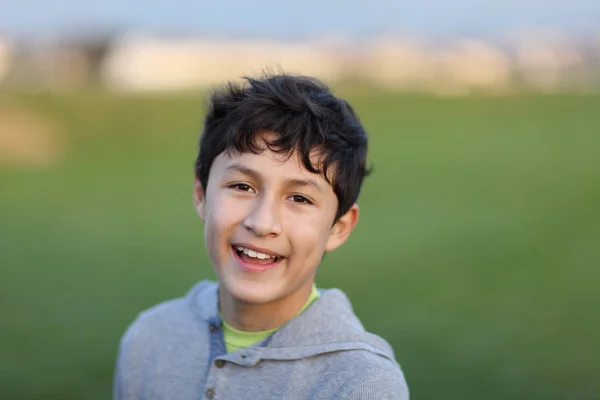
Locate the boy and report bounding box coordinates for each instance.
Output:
[114,73,409,399]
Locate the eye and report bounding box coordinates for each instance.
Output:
[229,183,255,193]
[289,194,314,205]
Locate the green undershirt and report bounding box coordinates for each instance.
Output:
[221,284,320,353]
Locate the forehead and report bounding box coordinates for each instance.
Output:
[214,148,326,182]
[216,131,331,177]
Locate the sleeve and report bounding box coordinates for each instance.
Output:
[113,329,130,400]
[113,321,141,400]
[341,364,409,400]
[113,341,124,399]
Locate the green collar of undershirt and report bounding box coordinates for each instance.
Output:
[221,284,320,353]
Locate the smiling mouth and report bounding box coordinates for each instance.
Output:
[232,245,283,265]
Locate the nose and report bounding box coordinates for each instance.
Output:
[243,193,282,237]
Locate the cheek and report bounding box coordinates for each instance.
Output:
[286,212,332,255]
[205,194,248,245]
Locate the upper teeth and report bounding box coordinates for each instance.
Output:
[236,246,278,260]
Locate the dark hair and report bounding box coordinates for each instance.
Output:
[195,73,370,222]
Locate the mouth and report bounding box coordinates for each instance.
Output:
[232,244,285,272]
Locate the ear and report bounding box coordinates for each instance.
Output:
[325,203,359,252]
[193,178,206,221]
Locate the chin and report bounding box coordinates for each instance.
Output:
[221,276,283,305]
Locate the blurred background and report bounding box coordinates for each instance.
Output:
[1,1,599,399]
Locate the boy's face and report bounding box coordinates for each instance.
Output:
[194,133,358,306]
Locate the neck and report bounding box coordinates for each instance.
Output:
[219,281,314,331]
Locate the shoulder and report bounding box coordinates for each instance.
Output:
[119,280,216,350]
[121,298,190,345]
[113,280,216,398]
[335,350,409,400]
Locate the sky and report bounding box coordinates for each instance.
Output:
[1,0,599,38]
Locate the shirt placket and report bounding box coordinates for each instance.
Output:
[204,317,226,399]
[204,336,263,399]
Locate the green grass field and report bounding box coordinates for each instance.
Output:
[1,90,599,399]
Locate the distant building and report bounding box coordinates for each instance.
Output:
[0,37,13,84]
[433,39,512,95]
[3,29,598,94]
[6,34,111,91]
[101,34,346,92]
[511,30,587,92]
[360,37,436,91]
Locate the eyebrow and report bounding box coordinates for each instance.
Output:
[224,163,324,192]
[224,163,261,181]
[282,178,323,192]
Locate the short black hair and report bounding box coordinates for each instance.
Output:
[195,72,370,222]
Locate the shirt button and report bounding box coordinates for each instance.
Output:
[209,323,218,333]
[205,388,215,399]
[214,359,225,368]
